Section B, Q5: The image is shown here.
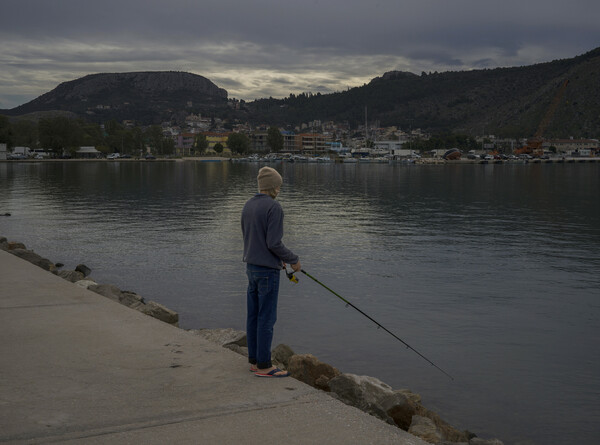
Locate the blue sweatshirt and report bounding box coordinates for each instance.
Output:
[241,193,299,269]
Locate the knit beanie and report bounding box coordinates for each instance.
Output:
[257,167,283,191]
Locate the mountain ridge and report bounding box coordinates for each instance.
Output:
[2,47,599,137]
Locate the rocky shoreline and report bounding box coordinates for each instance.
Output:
[1,235,504,445]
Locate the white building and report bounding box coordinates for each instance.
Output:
[543,139,598,155]
[12,146,31,156]
[76,146,102,158]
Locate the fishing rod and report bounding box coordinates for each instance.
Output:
[286,268,454,381]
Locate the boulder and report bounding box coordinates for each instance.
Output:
[87,284,177,325]
[191,328,247,347]
[0,237,8,250]
[74,279,98,289]
[469,439,504,445]
[9,248,56,272]
[416,405,470,443]
[58,270,85,283]
[287,353,340,391]
[87,285,143,308]
[88,284,123,303]
[272,344,295,368]
[119,291,145,309]
[75,263,92,277]
[396,388,422,405]
[138,300,179,325]
[223,343,249,357]
[328,373,415,425]
[8,242,26,250]
[409,415,443,443]
[380,392,418,430]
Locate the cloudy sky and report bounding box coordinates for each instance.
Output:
[1,0,599,109]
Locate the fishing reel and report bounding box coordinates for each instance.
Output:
[284,266,298,283]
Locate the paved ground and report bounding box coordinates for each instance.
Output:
[0,249,427,444]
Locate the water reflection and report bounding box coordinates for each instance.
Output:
[1,161,599,445]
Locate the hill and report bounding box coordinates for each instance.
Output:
[248,47,600,138]
[2,48,599,137]
[2,71,228,125]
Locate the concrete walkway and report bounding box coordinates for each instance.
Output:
[0,250,426,445]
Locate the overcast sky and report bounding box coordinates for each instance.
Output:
[1,0,599,109]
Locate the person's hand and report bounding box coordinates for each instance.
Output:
[291,261,301,272]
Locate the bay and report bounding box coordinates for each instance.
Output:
[1,160,599,445]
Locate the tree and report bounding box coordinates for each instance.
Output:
[11,120,38,148]
[0,115,14,146]
[145,125,164,153]
[38,117,83,154]
[194,133,208,152]
[213,143,224,154]
[227,132,250,154]
[266,127,283,152]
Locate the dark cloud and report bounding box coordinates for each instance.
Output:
[1,0,599,108]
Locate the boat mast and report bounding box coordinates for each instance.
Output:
[365,106,368,147]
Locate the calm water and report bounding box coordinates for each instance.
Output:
[1,160,599,445]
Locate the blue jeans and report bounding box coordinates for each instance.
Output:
[246,264,281,369]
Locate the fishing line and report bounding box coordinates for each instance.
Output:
[287,268,454,380]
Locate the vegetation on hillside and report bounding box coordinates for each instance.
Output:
[1,48,599,140]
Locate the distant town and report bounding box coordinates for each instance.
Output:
[1,112,599,162]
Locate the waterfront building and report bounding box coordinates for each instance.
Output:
[251,131,268,153]
[203,132,230,151]
[295,133,332,155]
[76,146,102,159]
[282,131,298,153]
[175,133,196,156]
[543,138,599,155]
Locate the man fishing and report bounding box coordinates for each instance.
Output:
[241,166,301,378]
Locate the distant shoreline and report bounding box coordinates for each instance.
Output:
[2,156,599,164]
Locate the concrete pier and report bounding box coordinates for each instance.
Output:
[0,250,426,444]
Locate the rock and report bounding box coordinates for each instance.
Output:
[190,328,247,347]
[328,373,405,425]
[469,439,504,445]
[380,392,418,430]
[287,354,340,391]
[409,415,443,444]
[8,242,26,250]
[88,284,123,302]
[9,248,56,272]
[416,405,470,443]
[88,284,143,308]
[138,300,179,325]
[75,263,92,277]
[55,262,64,268]
[223,344,249,357]
[0,237,8,250]
[87,284,177,325]
[119,291,145,309]
[74,279,98,289]
[272,344,295,368]
[397,388,422,405]
[58,270,85,283]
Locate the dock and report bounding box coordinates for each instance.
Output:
[0,249,426,445]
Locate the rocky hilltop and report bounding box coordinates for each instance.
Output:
[5,71,228,124]
[2,47,599,136]
[249,46,600,137]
